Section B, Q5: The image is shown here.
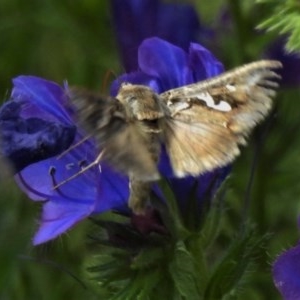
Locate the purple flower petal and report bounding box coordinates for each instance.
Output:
[0,76,77,172]
[188,43,224,81]
[12,76,72,123]
[15,144,97,202]
[273,244,300,300]
[33,198,94,245]
[138,37,191,91]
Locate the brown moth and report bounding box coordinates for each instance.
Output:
[66,60,282,213]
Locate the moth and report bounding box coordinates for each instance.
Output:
[66,60,282,213]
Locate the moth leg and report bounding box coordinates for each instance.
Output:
[128,177,152,215]
[53,150,105,189]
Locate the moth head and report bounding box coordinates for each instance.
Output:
[117,83,164,120]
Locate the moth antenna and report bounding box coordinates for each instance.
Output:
[53,150,105,190]
[101,69,117,93]
[56,135,92,160]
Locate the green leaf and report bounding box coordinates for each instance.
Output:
[136,270,165,300]
[131,246,166,270]
[110,269,171,300]
[169,241,202,300]
[256,0,300,52]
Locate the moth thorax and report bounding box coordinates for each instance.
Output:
[117,84,164,120]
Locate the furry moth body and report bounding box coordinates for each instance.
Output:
[69,60,282,213]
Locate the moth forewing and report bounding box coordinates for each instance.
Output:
[160,60,282,101]
[161,60,282,178]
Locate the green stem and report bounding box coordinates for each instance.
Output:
[227,0,248,63]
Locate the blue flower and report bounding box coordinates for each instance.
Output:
[0,76,129,245]
[111,0,202,72]
[273,243,300,300]
[0,38,229,244]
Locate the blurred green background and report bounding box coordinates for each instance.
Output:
[0,1,300,299]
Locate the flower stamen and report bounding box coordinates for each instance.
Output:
[52,149,105,190]
[49,166,76,198]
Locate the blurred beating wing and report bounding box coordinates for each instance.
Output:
[68,88,159,180]
[160,60,282,177]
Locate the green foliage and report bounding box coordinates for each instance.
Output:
[256,0,300,52]
[0,0,119,91]
[82,186,273,300]
[84,213,175,299]
[204,228,270,299]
